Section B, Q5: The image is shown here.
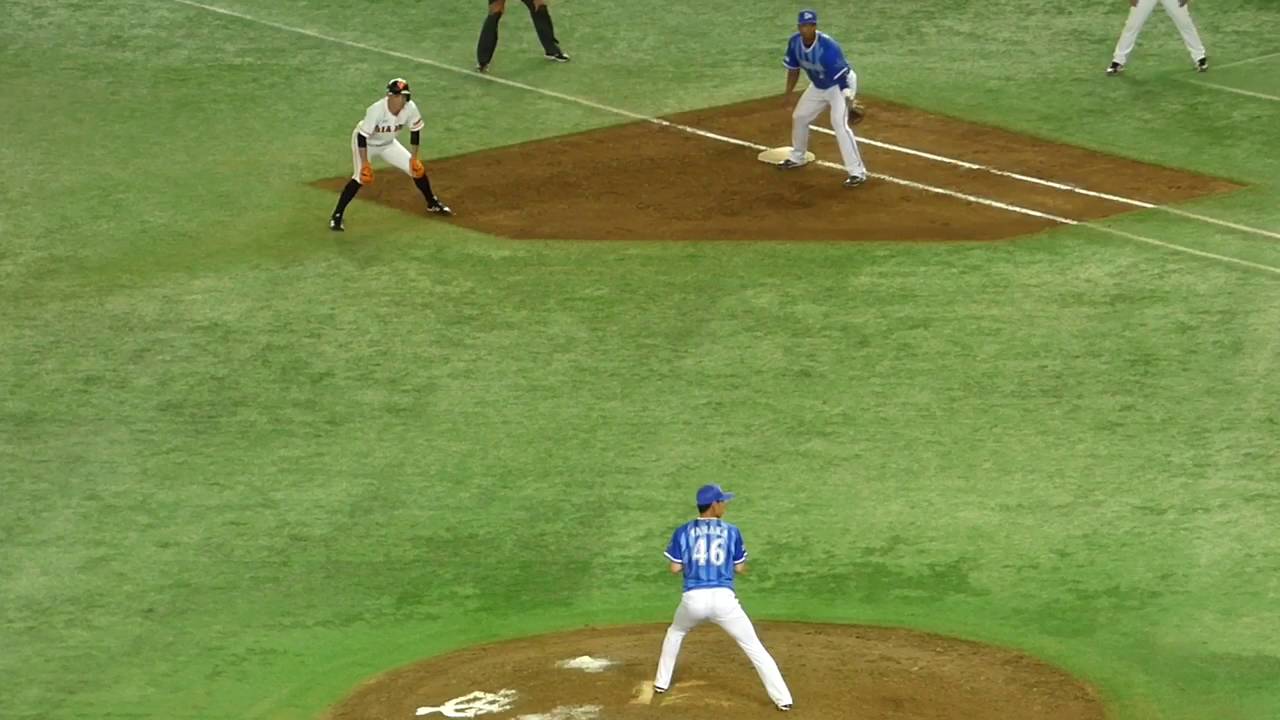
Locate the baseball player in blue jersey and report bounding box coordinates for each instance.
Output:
[653,485,794,712]
[778,9,868,188]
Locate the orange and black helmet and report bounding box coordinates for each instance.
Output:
[386,78,411,97]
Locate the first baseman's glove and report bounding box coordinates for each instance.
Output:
[359,164,374,185]
[848,98,867,125]
[410,157,426,179]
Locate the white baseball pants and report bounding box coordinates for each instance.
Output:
[788,78,867,179]
[1112,0,1206,66]
[351,127,414,183]
[654,588,793,708]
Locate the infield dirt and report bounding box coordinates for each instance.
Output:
[324,622,1105,720]
[314,96,1239,242]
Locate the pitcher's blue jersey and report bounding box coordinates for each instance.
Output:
[664,518,748,592]
[783,32,852,90]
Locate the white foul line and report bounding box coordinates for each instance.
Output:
[1188,80,1280,103]
[170,0,1280,277]
[811,125,1154,207]
[810,125,1280,241]
[1212,51,1280,71]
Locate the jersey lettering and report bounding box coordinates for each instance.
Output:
[664,519,748,591]
[358,98,422,143]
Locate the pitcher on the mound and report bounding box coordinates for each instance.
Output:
[653,485,794,712]
[778,9,868,188]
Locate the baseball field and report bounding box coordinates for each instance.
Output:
[3,0,1279,718]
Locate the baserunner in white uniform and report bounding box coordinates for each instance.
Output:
[653,485,794,712]
[778,9,867,189]
[329,78,451,232]
[1106,0,1208,76]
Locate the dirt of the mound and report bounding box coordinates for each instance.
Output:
[324,622,1105,720]
[311,96,1238,243]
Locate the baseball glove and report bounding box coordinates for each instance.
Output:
[359,164,374,185]
[410,157,426,179]
[848,98,867,126]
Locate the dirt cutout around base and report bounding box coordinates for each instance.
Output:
[324,623,1104,720]
[312,96,1239,242]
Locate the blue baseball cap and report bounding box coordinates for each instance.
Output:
[696,484,735,506]
[797,9,818,25]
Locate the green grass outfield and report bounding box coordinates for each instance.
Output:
[2,1,1278,718]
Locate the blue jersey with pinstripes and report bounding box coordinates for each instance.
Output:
[664,518,748,592]
[783,31,852,90]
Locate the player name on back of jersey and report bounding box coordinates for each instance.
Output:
[688,523,730,539]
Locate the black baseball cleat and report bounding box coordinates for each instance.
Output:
[843,174,867,189]
[427,198,453,216]
[1196,56,1208,72]
[778,704,792,712]
[329,215,344,231]
[1106,61,1124,76]
[545,51,571,62]
[654,686,667,695]
[776,158,806,170]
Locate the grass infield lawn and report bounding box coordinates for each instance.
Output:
[2,1,1278,719]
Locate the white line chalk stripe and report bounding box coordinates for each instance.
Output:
[1213,52,1280,71]
[173,1,658,122]
[1161,206,1280,241]
[1188,80,1280,103]
[1099,226,1280,276]
[811,125,1280,241]
[860,167,1078,224]
[810,125,1156,208]
[170,0,1280,277]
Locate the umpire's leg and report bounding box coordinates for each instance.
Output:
[522,0,564,57]
[477,0,506,69]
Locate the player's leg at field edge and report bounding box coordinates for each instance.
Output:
[331,179,361,228]
[381,140,448,211]
[477,0,505,69]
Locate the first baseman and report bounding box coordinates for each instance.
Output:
[778,9,868,188]
[653,485,794,712]
[1107,0,1208,75]
[329,78,451,232]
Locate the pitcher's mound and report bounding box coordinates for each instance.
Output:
[324,622,1104,719]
